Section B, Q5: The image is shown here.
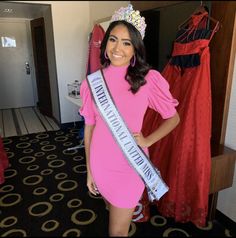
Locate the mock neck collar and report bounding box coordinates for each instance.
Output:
[107,64,129,73]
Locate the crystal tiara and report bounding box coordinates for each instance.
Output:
[110,4,147,39]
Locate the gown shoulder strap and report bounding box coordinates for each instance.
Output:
[176,9,220,43]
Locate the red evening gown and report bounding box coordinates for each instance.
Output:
[140,10,220,227]
[86,24,105,75]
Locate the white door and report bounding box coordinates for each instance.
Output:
[0,20,35,109]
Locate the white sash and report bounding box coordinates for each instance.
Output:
[87,69,169,201]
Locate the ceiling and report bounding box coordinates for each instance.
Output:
[0,1,50,19]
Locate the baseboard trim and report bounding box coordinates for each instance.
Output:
[60,121,84,130]
[215,209,236,233]
[60,121,84,139]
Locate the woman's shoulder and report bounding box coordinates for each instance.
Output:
[145,69,163,80]
[145,69,168,87]
[80,78,88,89]
[80,78,91,97]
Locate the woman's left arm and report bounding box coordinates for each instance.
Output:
[134,112,180,148]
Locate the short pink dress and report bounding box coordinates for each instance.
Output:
[79,64,178,208]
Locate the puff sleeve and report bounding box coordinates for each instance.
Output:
[147,70,179,119]
[79,79,96,125]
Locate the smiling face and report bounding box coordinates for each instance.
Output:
[106,24,135,67]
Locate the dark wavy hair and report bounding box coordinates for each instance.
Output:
[100,20,151,94]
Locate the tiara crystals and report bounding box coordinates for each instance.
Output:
[111,4,147,39]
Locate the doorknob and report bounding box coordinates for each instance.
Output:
[25,61,30,75]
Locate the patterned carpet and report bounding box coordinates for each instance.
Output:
[0,127,235,237]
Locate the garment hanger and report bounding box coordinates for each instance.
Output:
[178,2,220,30]
[176,2,221,43]
[192,1,206,15]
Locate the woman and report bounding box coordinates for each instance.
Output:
[80,4,180,236]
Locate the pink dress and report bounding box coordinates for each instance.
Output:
[79,64,178,208]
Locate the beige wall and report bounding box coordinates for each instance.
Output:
[89,1,129,29]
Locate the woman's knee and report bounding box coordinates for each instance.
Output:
[109,230,128,237]
[108,205,135,236]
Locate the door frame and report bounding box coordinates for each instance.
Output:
[30,17,53,117]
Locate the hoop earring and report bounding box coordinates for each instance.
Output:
[131,55,136,67]
[104,51,109,59]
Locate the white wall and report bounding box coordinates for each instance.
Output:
[225,56,236,151]
[49,2,90,123]
[217,59,236,222]
[216,12,236,222]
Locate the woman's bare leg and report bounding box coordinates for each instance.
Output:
[109,204,135,237]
